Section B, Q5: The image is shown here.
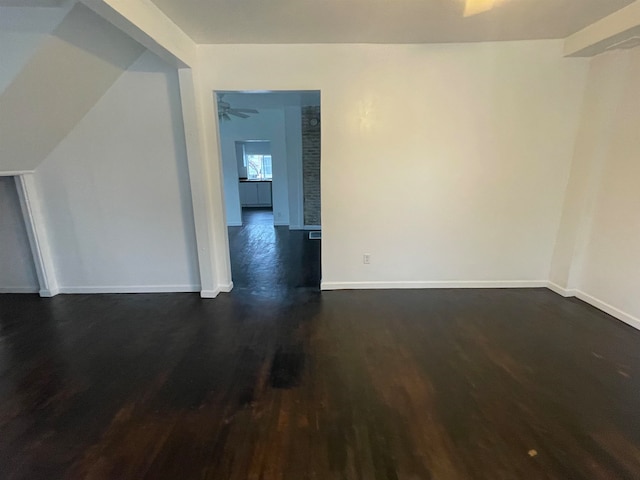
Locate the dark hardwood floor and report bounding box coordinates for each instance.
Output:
[228,208,321,295]
[1,226,640,478]
[241,207,274,226]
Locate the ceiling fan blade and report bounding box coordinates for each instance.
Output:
[232,108,259,114]
[222,113,231,121]
[229,111,250,118]
[464,0,496,17]
[218,100,231,109]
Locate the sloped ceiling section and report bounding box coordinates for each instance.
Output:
[0,3,145,173]
[0,5,70,94]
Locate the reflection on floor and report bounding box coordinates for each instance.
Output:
[229,208,321,297]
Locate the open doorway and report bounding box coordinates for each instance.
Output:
[237,140,274,226]
[215,90,321,294]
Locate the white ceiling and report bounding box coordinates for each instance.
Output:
[150,0,633,44]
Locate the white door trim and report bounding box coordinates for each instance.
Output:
[14,174,59,297]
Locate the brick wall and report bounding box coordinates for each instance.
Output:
[302,106,321,226]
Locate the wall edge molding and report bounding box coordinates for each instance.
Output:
[15,174,59,297]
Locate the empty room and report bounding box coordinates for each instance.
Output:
[1,0,639,478]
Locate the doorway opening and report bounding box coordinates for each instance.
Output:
[237,140,274,226]
[215,90,321,294]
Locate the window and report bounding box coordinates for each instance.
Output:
[245,154,272,180]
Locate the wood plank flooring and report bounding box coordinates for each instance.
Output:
[1,224,639,478]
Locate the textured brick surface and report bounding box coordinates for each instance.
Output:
[302,106,321,226]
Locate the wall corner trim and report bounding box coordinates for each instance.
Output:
[546,282,578,298]
[15,175,59,297]
[200,282,233,299]
[39,287,60,298]
[200,290,219,298]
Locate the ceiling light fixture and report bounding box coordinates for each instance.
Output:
[216,93,259,121]
[463,0,509,17]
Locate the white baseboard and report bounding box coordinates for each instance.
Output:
[274,222,289,227]
[201,282,234,298]
[57,285,201,294]
[546,283,640,331]
[575,291,640,331]
[200,289,219,298]
[0,286,39,294]
[546,282,578,298]
[39,287,60,297]
[288,225,320,231]
[321,280,548,291]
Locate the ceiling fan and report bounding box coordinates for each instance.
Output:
[217,94,259,121]
[463,0,509,17]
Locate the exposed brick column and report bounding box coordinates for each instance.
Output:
[301,106,321,226]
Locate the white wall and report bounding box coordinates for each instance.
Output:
[219,108,290,226]
[552,48,640,326]
[0,177,39,292]
[34,50,200,293]
[198,41,589,288]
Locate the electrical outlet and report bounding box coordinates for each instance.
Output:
[363,254,371,264]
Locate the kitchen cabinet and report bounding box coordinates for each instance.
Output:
[239,181,272,207]
[257,182,272,206]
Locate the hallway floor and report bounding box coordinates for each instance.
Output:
[241,207,274,226]
[228,208,321,295]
